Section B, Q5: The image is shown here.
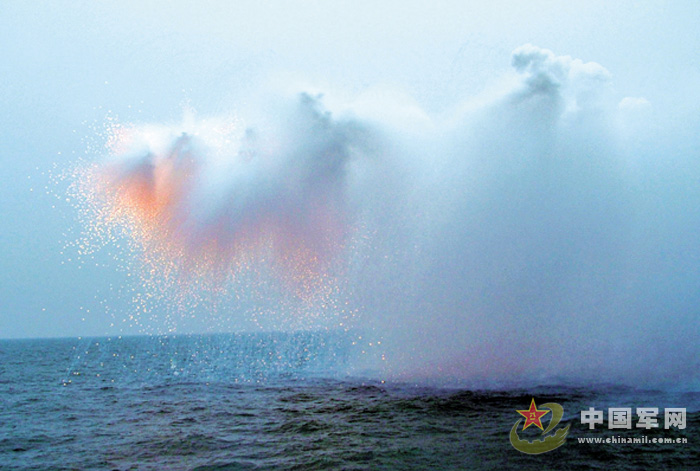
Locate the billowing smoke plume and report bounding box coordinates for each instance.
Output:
[79,94,375,302]
[360,45,698,388]
[76,45,699,388]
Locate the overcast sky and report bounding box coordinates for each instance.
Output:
[1,1,699,346]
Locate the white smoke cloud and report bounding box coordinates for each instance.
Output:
[82,44,699,388]
[510,44,612,117]
[349,45,697,388]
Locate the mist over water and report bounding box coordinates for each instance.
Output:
[73,45,699,389]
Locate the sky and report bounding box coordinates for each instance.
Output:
[1,1,699,386]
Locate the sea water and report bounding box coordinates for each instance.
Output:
[0,333,697,470]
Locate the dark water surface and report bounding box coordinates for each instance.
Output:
[0,335,697,470]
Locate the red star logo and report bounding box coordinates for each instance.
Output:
[517,398,550,431]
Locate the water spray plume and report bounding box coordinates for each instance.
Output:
[67,46,699,388]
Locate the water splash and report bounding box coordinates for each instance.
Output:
[63,45,699,388]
